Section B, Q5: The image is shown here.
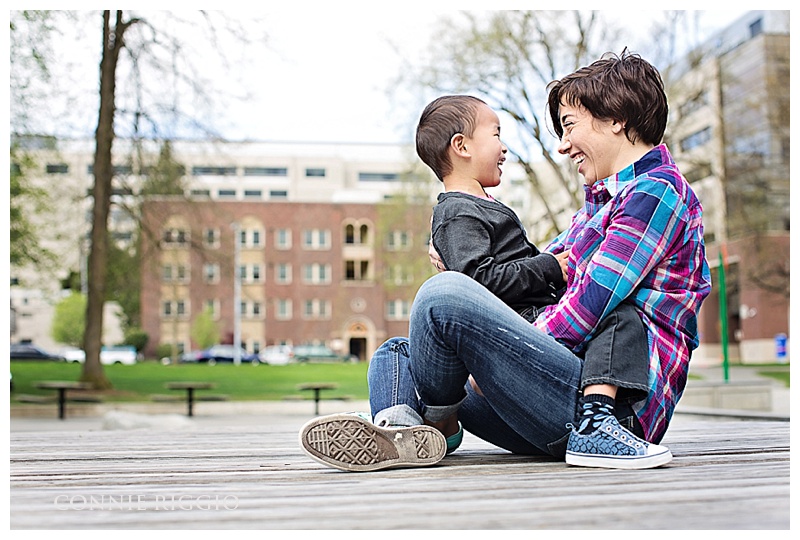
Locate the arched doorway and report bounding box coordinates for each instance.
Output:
[344,318,372,362]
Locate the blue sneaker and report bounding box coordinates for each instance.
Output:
[300,413,446,472]
[565,415,672,469]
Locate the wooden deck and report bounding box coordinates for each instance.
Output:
[9,415,790,529]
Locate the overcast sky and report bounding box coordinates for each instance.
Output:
[8,7,767,145]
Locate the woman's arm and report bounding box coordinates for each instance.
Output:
[535,179,686,351]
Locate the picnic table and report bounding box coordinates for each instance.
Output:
[165,381,216,417]
[296,382,339,415]
[34,381,91,420]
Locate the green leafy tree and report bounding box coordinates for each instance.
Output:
[51,292,87,347]
[10,147,56,269]
[190,307,221,351]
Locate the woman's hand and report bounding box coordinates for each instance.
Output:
[429,240,446,272]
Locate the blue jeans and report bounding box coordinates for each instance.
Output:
[368,272,582,457]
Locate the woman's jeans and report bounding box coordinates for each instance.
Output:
[368,272,584,457]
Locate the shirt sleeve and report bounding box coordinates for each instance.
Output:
[534,179,686,352]
[433,214,564,307]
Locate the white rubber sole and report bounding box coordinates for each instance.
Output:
[300,414,447,472]
[566,447,673,469]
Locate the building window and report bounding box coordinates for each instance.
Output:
[680,127,712,153]
[252,230,262,247]
[386,299,411,320]
[46,163,69,174]
[204,263,219,284]
[204,228,220,248]
[204,299,220,319]
[386,264,413,285]
[190,189,211,198]
[345,223,370,245]
[252,302,262,318]
[192,166,237,176]
[345,260,370,281]
[276,299,292,320]
[244,189,263,199]
[306,168,326,177]
[386,230,411,250]
[162,264,189,283]
[302,229,330,250]
[303,299,330,320]
[275,229,292,250]
[218,189,237,198]
[270,190,288,199]
[303,263,331,284]
[276,263,292,284]
[244,167,288,177]
[162,300,189,319]
[359,172,399,182]
[163,228,189,247]
[251,264,263,283]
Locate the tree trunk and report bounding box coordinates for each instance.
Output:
[81,11,129,389]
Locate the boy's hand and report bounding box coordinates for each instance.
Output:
[429,241,446,272]
[554,251,570,282]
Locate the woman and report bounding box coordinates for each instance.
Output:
[300,51,712,471]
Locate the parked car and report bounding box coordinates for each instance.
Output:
[62,345,138,365]
[293,344,357,363]
[258,345,294,365]
[10,343,65,361]
[184,345,260,365]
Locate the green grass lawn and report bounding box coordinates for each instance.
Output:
[10,360,369,403]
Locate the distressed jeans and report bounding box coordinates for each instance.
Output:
[368,272,585,457]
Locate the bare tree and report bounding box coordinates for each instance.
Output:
[11,10,267,388]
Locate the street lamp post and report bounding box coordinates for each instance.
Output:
[231,222,241,366]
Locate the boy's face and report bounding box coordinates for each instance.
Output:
[557,100,619,187]
[464,104,507,188]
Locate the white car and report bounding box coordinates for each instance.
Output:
[258,345,294,365]
[63,346,138,365]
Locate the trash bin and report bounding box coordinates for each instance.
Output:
[775,333,788,363]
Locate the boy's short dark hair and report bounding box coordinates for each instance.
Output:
[416,95,487,181]
[547,51,668,146]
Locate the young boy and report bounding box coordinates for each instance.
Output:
[418,95,655,461]
[419,95,567,321]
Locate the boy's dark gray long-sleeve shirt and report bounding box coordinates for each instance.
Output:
[431,191,564,314]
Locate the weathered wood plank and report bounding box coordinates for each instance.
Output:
[9,419,790,529]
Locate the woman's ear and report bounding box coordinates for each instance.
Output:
[450,133,470,157]
[610,120,626,135]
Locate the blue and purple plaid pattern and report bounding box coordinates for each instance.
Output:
[535,145,712,442]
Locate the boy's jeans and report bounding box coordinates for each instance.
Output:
[368,272,584,457]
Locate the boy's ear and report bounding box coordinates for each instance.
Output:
[450,133,470,157]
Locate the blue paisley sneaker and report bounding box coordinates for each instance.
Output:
[300,413,447,472]
[565,414,672,469]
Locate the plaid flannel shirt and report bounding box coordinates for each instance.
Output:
[535,145,712,442]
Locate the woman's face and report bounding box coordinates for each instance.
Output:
[557,100,620,187]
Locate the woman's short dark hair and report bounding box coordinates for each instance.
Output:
[416,95,486,181]
[547,51,668,146]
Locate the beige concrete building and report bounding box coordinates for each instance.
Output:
[666,10,790,364]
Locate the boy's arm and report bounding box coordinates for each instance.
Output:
[433,215,565,307]
[535,180,686,351]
